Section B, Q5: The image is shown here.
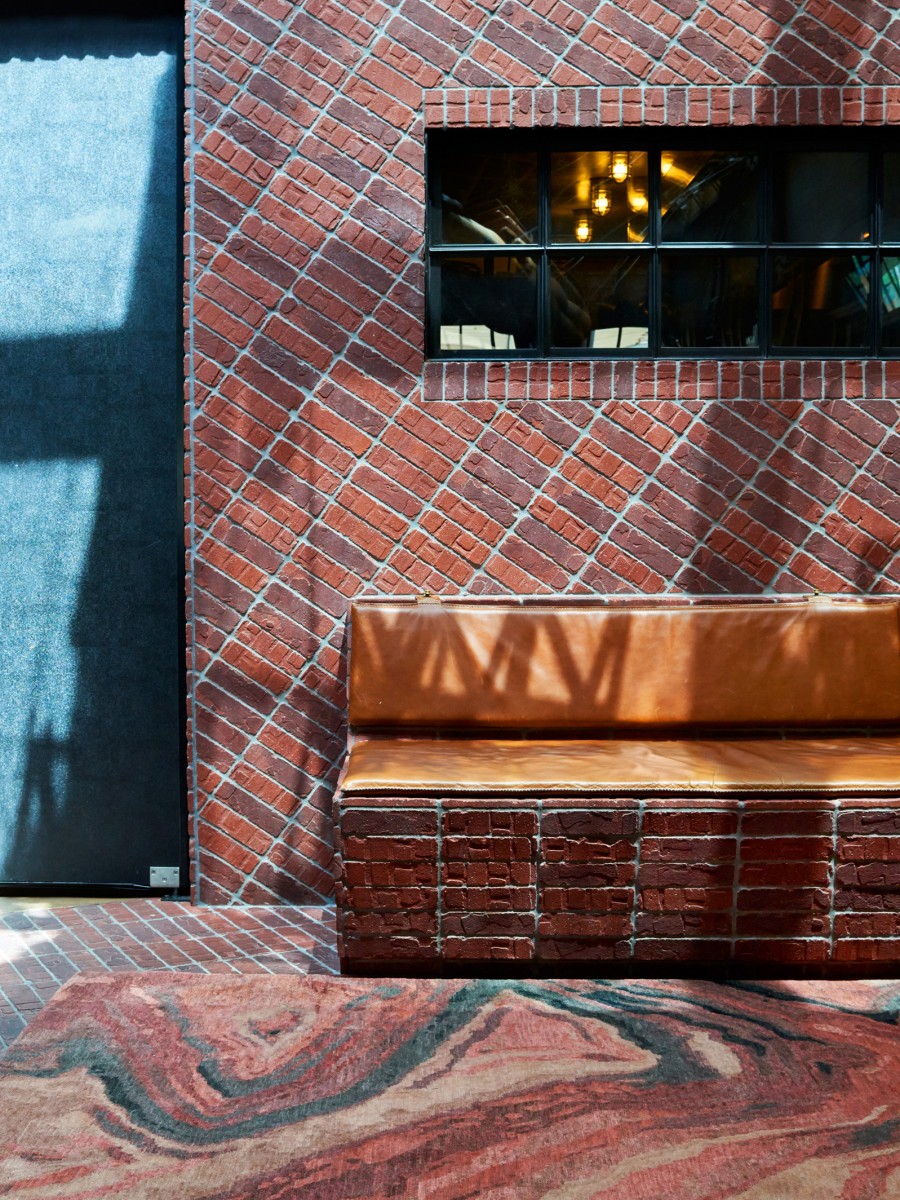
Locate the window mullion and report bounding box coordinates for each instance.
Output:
[872,149,881,356]
[538,144,550,356]
[427,254,441,359]
[649,144,661,356]
[425,135,438,359]
[761,144,771,357]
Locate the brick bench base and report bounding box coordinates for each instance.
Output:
[334,794,900,976]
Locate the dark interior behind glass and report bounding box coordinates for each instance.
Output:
[428,131,897,358]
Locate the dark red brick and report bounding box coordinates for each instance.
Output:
[343,911,438,936]
[442,913,535,937]
[340,809,437,837]
[542,885,635,911]
[538,939,633,961]
[443,937,534,960]
[442,886,536,912]
[541,810,639,839]
[632,940,733,962]
[635,911,732,937]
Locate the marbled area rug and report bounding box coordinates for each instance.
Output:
[2,975,900,1199]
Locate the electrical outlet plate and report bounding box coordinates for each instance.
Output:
[149,866,180,889]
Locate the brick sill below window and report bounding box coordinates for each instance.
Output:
[422,360,900,402]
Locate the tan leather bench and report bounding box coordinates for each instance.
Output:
[334,596,900,974]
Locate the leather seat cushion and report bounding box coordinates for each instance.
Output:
[340,735,900,794]
[348,600,900,730]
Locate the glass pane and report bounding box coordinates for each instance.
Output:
[437,149,538,245]
[438,254,537,352]
[660,255,758,349]
[660,150,760,242]
[771,253,869,348]
[548,255,648,349]
[773,153,869,243]
[884,154,900,242]
[881,255,900,347]
[550,151,649,244]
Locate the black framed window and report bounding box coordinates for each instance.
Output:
[426,130,900,359]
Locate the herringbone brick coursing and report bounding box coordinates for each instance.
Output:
[187,0,900,904]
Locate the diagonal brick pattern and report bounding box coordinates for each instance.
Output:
[0,901,338,1051]
[186,1,900,903]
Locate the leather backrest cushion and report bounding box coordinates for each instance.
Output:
[348,600,900,729]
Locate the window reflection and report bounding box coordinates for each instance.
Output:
[439,254,537,351]
[660,151,760,242]
[549,255,648,349]
[771,254,869,347]
[438,150,538,246]
[773,153,869,243]
[881,255,900,347]
[550,151,648,244]
[661,255,758,348]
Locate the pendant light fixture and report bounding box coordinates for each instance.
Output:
[573,209,592,242]
[610,151,629,183]
[590,179,610,215]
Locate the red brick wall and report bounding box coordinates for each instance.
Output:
[186,0,900,904]
[335,796,900,971]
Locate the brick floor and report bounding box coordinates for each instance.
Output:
[0,900,338,1051]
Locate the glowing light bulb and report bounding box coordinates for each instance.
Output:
[573,210,592,242]
[629,187,648,214]
[592,186,610,215]
[611,152,629,183]
[661,152,674,176]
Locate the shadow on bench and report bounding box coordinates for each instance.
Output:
[333,596,900,977]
